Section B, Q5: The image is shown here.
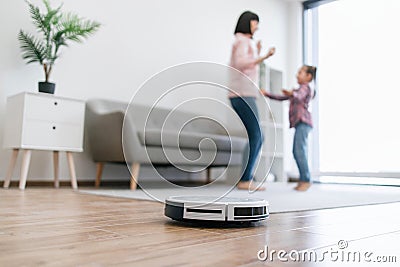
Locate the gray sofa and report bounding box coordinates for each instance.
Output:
[85,99,247,189]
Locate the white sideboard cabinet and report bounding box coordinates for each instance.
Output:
[3,92,85,190]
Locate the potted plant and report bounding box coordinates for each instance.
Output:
[18,0,100,94]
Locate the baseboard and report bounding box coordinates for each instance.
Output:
[2,180,210,188]
[288,177,300,183]
[3,179,295,189]
[3,180,127,188]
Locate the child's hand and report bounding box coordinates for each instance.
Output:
[260,89,270,97]
[282,89,293,96]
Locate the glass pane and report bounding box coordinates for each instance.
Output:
[318,0,400,172]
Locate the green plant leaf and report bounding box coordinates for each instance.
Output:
[42,0,51,12]
[26,1,46,34]
[43,2,62,32]
[57,12,100,43]
[18,30,46,64]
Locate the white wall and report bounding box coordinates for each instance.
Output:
[0,0,302,183]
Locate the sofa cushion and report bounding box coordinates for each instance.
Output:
[138,129,246,153]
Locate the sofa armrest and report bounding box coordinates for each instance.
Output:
[86,107,145,164]
[122,112,147,163]
[85,110,125,162]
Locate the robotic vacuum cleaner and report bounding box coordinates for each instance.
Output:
[165,196,269,223]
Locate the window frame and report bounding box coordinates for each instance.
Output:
[302,0,400,183]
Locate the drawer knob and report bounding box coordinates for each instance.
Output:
[54,102,58,106]
[52,126,56,130]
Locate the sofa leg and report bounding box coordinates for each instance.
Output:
[95,163,104,188]
[206,167,212,184]
[130,163,140,190]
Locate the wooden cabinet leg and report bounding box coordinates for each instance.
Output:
[206,167,212,184]
[4,149,19,188]
[66,152,78,190]
[95,163,104,188]
[130,163,140,190]
[53,151,59,188]
[19,150,32,190]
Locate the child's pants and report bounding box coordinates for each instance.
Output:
[293,122,312,182]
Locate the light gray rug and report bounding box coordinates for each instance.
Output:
[80,182,400,213]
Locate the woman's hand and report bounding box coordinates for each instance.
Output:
[282,89,293,96]
[256,40,262,55]
[266,47,276,58]
[257,47,276,64]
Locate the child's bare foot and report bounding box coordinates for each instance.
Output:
[237,181,266,191]
[294,182,311,191]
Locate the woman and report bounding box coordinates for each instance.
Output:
[229,11,275,191]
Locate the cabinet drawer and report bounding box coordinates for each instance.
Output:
[24,94,84,124]
[22,120,83,151]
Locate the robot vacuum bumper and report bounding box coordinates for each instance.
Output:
[165,196,269,222]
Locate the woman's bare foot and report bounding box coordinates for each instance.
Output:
[294,182,311,191]
[237,181,266,191]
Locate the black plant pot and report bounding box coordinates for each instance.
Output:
[38,82,56,94]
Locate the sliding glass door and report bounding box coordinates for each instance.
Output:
[304,0,400,184]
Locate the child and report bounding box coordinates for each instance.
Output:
[263,65,317,191]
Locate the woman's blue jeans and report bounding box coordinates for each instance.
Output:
[293,122,312,182]
[230,97,263,182]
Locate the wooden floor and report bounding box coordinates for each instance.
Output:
[0,188,399,266]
